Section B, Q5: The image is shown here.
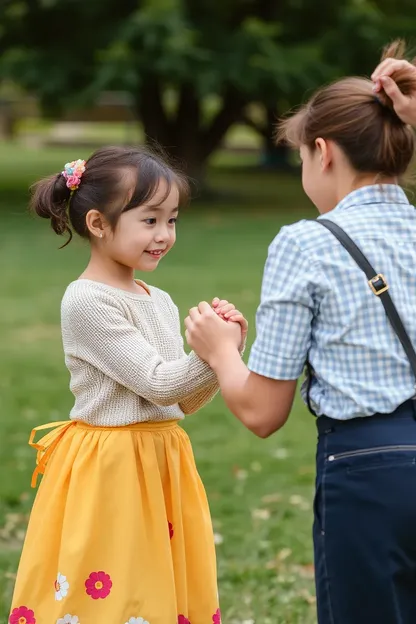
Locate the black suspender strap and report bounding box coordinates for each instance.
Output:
[318,218,416,380]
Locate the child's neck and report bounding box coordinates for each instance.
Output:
[79,254,147,295]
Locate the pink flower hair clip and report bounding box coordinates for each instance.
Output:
[62,159,86,191]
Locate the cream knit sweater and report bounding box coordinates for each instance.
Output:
[61,279,219,426]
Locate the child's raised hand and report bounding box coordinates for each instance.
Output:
[212,297,248,351]
[212,298,233,318]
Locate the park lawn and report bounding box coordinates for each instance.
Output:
[0,143,318,623]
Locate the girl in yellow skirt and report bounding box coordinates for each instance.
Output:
[9,146,247,624]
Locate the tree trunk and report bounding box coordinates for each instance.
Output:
[260,105,292,170]
[0,100,17,140]
[242,105,294,171]
[138,81,247,190]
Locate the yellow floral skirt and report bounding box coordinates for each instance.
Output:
[9,420,221,624]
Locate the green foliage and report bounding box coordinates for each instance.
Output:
[1,0,415,177]
[0,0,394,110]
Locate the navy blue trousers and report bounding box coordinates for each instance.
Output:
[314,400,416,624]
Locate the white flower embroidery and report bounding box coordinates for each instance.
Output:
[125,618,150,624]
[56,616,79,624]
[54,573,70,601]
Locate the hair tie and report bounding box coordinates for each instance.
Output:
[373,94,385,106]
[373,94,403,123]
[62,159,86,191]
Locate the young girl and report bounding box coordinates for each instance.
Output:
[9,146,246,624]
[185,41,416,623]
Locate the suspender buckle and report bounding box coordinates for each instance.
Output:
[368,274,389,295]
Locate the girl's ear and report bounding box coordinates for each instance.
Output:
[85,209,109,240]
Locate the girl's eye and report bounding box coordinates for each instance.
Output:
[144,218,156,225]
[169,217,178,224]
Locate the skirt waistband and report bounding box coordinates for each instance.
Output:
[29,419,181,488]
[74,419,180,432]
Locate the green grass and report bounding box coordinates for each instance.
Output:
[0,143,318,623]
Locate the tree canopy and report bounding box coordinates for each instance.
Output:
[1,0,413,180]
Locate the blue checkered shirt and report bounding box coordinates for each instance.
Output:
[248,184,416,419]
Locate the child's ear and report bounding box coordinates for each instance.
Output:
[85,209,108,239]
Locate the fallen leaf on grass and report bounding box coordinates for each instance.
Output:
[4,572,16,581]
[298,588,316,605]
[251,508,270,520]
[277,548,292,561]
[289,495,311,510]
[293,563,315,579]
[261,493,282,504]
[0,513,28,548]
[265,548,292,569]
[277,573,296,585]
[16,529,26,542]
[272,448,289,459]
[233,466,248,481]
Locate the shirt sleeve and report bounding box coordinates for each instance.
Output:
[164,297,220,414]
[63,287,218,407]
[248,226,318,380]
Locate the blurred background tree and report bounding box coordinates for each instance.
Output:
[0,0,415,184]
[0,0,405,182]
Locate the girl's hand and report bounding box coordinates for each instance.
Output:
[185,302,242,366]
[212,297,248,351]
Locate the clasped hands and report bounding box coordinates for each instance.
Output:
[185,298,248,367]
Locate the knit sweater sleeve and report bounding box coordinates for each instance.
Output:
[62,284,218,407]
[163,295,220,414]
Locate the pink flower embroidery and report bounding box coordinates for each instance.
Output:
[9,605,36,624]
[178,616,190,624]
[169,521,174,539]
[212,608,221,624]
[85,570,112,599]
